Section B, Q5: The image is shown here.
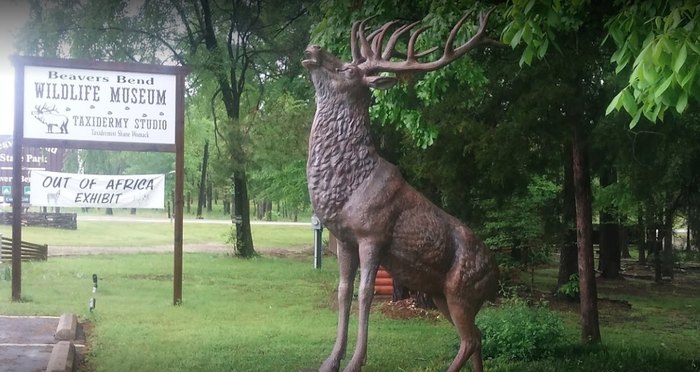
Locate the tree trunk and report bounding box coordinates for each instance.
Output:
[223,193,231,215]
[571,126,601,344]
[620,224,631,259]
[233,171,256,257]
[200,0,257,259]
[661,206,674,278]
[685,206,692,252]
[206,181,213,212]
[638,214,646,264]
[558,231,579,292]
[653,227,662,283]
[557,143,578,294]
[599,219,621,278]
[196,140,209,219]
[598,168,622,279]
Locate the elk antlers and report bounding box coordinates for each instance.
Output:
[351,8,499,75]
[34,103,59,113]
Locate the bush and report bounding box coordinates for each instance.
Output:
[476,298,565,361]
[557,273,580,300]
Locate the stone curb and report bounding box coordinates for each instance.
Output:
[54,313,77,341]
[46,340,75,372]
[48,313,78,372]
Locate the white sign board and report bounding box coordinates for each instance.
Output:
[22,66,177,145]
[30,170,165,209]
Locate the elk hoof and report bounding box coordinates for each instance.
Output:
[318,358,340,372]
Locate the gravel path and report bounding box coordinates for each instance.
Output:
[47,243,313,257]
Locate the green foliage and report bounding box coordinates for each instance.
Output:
[248,93,314,213]
[477,297,566,361]
[481,176,561,250]
[605,1,700,127]
[503,1,700,127]
[674,249,700,263]
[557,273,580,299]
[501,0,590,66]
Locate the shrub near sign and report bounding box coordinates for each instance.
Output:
[23,65,176,146]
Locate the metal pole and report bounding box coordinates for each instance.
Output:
[312,214,323,269]
[314,228,323,269]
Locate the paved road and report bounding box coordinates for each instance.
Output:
[0,316,60,372]
[77,215,310,226]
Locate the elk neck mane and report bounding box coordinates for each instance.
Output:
[307,89,379,222]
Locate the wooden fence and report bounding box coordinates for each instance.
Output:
[0,236,48,261]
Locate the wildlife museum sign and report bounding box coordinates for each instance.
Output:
[22,64,176,148]
[10,56,189,304]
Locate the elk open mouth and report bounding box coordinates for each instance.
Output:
[302,48,320,69]
[301,57,318,68]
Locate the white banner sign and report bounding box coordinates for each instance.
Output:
[22,66,176,145]
[29,171,165,209]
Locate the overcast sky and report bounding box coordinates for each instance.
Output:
[0,1,30,135]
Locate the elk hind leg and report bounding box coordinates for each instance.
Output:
[432,295,453,324]
[445,297,483,372]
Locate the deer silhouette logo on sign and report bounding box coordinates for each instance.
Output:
[303,8,499,372]
[31,104,69,134]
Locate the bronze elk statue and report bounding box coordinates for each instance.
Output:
[302,8,499,372]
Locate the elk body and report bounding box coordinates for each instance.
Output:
[302,10,499,372]
[32,104,69,134]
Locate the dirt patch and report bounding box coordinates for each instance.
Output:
[76,320,95,372]
[124,274,173,281]
[544,293,638,324]
[261,247,314,261]
[378,298,442,322]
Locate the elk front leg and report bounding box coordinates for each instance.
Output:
[320,241,358,372]
[344,243,381,372]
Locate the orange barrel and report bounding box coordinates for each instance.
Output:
[374,266,393,295]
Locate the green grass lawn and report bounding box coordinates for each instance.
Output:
[0,254,460,371]
[1,239,699,371]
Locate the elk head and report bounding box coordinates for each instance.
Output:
[302,8,498,104]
